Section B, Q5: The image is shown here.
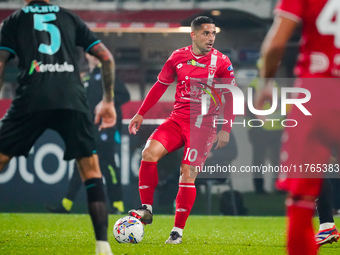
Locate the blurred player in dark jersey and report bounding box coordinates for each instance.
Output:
[256,0,340,254]
[0,1,116,254]
[46,53,129,214]
[128,16,236,244]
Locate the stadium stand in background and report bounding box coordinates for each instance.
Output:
[0,0,276,17]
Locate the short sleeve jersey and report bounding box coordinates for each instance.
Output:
[0,1,100,113]
[275,0,340,77]
[157,45,236,125]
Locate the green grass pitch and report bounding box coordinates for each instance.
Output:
[0,213,339,254]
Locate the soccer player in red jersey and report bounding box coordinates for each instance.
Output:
[128,16,236,244]
[256,0,340,254]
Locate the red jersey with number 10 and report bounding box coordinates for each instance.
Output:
[157,45,235,126]
[275,0,340,77]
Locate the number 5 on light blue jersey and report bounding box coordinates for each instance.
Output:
[34,14,61,55]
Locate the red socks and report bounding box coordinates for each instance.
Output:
[138,160,158,206]
[139,161,196,231]
[174,183,196,229]
[286,199,317,255]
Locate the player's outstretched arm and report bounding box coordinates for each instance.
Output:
[89,42,117,130]
[128,114,144,135]
[0,50,10,94]
[213,130,230,150]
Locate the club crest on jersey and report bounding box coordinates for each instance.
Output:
[187,59,206,68]
[188,83,201,97]
[209,65,217,75]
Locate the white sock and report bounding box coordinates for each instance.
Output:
[319,222,335,231]
[142,204,153,213]
[95,241,112,255]
[172,227,183,236]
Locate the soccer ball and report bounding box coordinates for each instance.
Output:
[113,216,144,243]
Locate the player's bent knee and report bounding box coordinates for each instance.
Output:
[180,165,197,183]
[142,147,160,162]
[142,139,168,162]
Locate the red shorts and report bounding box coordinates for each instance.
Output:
[276,78,340,196]
[149,117,216,167]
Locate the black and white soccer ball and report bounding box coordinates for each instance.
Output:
[113,216,144,243]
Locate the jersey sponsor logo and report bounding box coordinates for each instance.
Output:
[227,65,234,71]
[29,60,41,74]
[177,63,183,69]
[209,65,217,75]
[190,77,202,82]
[187,59,206,68]
[22,5,60,14]
[139,185,150,189]
[29,60,75,75]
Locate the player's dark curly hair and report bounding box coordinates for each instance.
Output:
[191,16,215,31]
